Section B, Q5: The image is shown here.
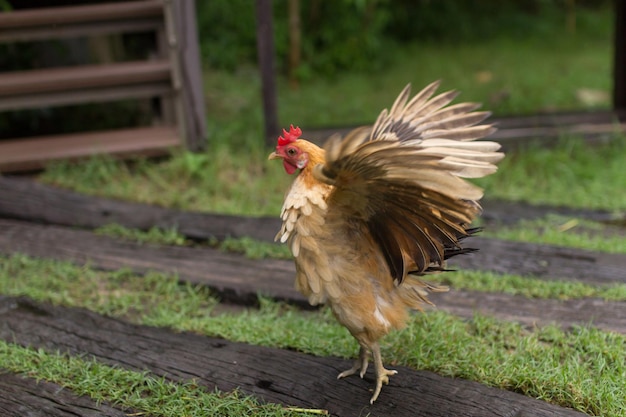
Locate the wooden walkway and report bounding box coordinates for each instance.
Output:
[0,177,624,416]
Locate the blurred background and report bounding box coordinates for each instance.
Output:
[0,0,622,216]
[0,0,615,139]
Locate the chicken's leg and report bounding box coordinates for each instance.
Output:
[337,345,369,379]
[369,341,397,404]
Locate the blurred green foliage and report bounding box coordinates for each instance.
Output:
[196,0,613,77]
[196,0,392,76]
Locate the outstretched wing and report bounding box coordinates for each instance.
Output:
[313,81,503,283]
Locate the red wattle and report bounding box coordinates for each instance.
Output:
[283,159,298,174]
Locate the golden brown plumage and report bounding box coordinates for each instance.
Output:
[268,81,504,404]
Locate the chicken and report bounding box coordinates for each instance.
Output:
[268,81,504,404]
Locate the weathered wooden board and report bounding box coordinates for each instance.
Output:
[0,296,587,417]
[2,217,624,286]
[0,176,281,242]
[0,177,622,242]
[451,237,626,285]
[428,291,626,334]
[1,219,625,333]
[0,218,298,306]
[479,199,622,225]
[0,372,131,417]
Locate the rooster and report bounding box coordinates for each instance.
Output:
[268,81,503,404]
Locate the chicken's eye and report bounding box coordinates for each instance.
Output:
[287,148,297,157]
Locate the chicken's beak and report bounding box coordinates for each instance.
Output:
[268,151,281,160]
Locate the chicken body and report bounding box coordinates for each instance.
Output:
[269,82,503,403]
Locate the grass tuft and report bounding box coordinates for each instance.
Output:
[475,135,626,211]
[482,215,626,254]
[1,254,624,415]
[427,269,626,301]
[95,224,190,246]
[0,342,322,417]
[218,236,292,259]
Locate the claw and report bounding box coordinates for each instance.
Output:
[368,342,397,404]
[337,346,369,379]
[337,368,356,379]
[359,361,369,379]
[369,368,398,404]
[337,341,397,404]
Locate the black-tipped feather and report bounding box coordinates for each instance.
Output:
[316,82,503,285]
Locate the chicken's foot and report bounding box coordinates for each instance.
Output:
[337,345,369,379]
[369,342,397,404]
[337,341,396,403]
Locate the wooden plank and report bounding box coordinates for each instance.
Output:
[491,110,625,129]
[489,122,625,150]
[0,17,163,43]
[1,219,624,332]
[451,236,626,285]
[0,126,180,172]
[480,199,621,225]
[0,83,172,112]
[0,1,162,29]
[0,219,301,306]
[0,60,171,97]
[0,176,281,242]
[0,296,588,416]
[1,176,621,246]
[0,372,131,417]
[429,291,626,334]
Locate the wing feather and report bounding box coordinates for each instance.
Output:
[314,82,504,283]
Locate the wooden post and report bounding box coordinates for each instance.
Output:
[255,0,279,147]
[614,0,626,113]
[175,0,208,150]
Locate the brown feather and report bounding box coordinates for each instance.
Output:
[272,81,504,403]
[312,82,502,286]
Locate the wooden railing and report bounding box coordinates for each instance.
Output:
[0,0,206,173]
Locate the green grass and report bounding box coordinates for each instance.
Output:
[1,254,624,416]
[483,215,626,254]
[95,223,190,246]
[474,135,626,211]
[427,269,626,301]
[0,342,321,417]
[278,36,611,126]
[219,236,292,260]
[40,145,290,217]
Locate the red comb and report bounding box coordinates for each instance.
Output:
[277,125,302,146]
